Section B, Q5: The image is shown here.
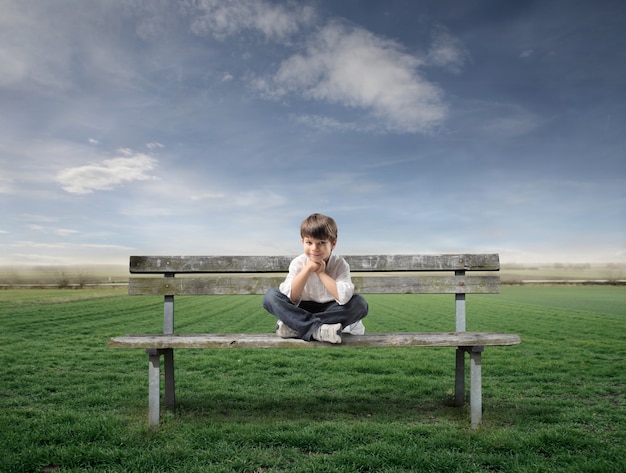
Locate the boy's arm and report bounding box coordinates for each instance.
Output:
[314,260,340,301]
[326,256,354,305]
[281,255,351,304]
[288,258,319,303]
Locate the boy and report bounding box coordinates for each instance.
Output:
[262,213,368,344]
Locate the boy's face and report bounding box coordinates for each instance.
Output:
[302,236,336,263]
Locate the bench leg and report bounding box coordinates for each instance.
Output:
[147,349,161,426]
[469,346,484,429]
[457,346,484,428]
[146,348,177,426]
[454,348,465,406]
[163,348,176,408]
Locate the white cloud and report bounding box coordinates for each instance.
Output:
[451,100,543,139]
[0,1,144,94]
[25,224,78,237]
[426,27,469,72]
[0,47,28,87]
[189,0,315,41]
[56,149,158,194]
[0,2,91,92]
[80,243,134,250]
[254,21,449,134]
[12,241,69,249]
[229,190,287,209]
[190,192,226,201]
[0,177,14,194]
[54,229,80,237]
[292,114,364,133]
[190,189,287,209]
[20,214,58,223]
[477,102,542,138]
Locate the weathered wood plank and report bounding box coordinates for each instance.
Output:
[130,256,293,273]
[353,275,500,294]
[109,332,521,349]
[128,275,500,296]
[129,254,500,273]
[128,276,284,295]
[345,254,499,272]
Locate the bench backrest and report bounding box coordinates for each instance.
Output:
[129,254,500,334]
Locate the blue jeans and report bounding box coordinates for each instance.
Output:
[262,288,368,341]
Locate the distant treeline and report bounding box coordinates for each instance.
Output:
[2,263,625,288]
[0,265,128,288]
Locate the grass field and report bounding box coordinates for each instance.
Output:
[1,286,625,472]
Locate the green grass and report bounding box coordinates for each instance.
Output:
[1,287,625,472]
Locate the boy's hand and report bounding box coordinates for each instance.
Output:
[305,258,325,274]
[313,259,326,274]
[300,257,339,302]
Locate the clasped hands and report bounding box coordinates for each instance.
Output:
[306,258,326,274]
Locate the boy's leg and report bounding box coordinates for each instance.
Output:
[302,294,368,328]
[262,288,326,341]
[263,289,368,341]
[299,294,368,340]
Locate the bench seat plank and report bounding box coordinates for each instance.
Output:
[109,332,521,349]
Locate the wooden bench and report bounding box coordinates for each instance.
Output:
[109,254,521,428]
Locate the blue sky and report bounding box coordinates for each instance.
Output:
[1,0,624,266]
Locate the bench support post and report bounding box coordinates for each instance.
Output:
[457,346,484,428]
[455,270,466,332]
[146,348,176,426]
[469,346,483,428]
[454,347,465,406]
[164,349,176,408]
[147,349,161,426]
[455,293,466,332]
[163,272,175,334]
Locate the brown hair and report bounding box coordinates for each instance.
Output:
[300,213,338,242]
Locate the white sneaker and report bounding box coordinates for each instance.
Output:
[314,323,342,344]
[342,320,365,335]
[276,320,299,339]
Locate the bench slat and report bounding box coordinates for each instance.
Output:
[128,276,283,295]
[130,256,293,274]
[109,332,521,349]
[130,254,499,273]
[353,275,500,294]
[128,275,500,296]
[346,254,499,271]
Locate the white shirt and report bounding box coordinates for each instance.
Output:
[279,253,355,305]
